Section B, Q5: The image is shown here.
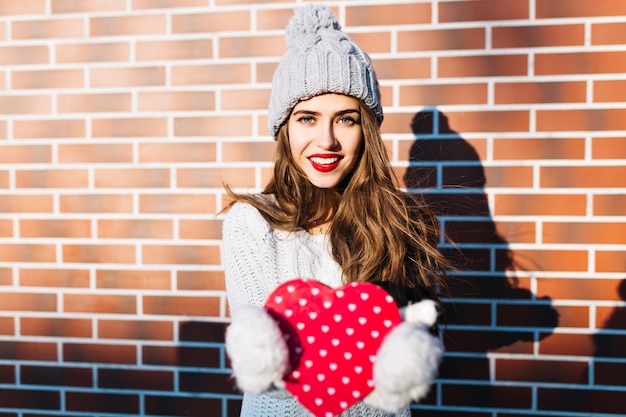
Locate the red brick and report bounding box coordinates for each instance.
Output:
[398,28,485,52]
[52,0,125,13]
[347,32,391,54]
[21,365,92,387]
[439,0,529,22]
[495,81,586,104]
[444,329,534,354]
[543,222,626,244]
[497,303,565,328]
[439,54,527,78]
[178,167,255,188]
[596,250,626,273]
[0,245,56,263]
[592,22,626,45]
[0,387,59,410]
[494,194,587,216]
[439,110,529,133]
[143,345,220,367]
[143,294,221,316]
[19,268,90,288]
[180,371,236,394]
[138,91,215,112]
[493,138,585,160]
[171,63,251,85]
[12,69,84,89]
[58,93,132,113]
[179,219,222,240]
[0,341,57,361]
[594,193,626,216]
[0,220,12,237]
[13,119,85,139]
[144,394,222,416]
[0,1,46,14]
[373,57,430,79]
[173,10,250,33]
[94,168,169,188]
[98,319,173,341]
[400,83,488,106]
[0,317,14,335]
[62,244,136,264]
[510,249,588,273]
[222,141,274,162]
[60,194,133,213]
[177,270,225,291]
[486,166,533,188]
[132,0,207,9]
[541,166,626,188]
[142,244,221,266]
[139,142,217,163]
[221,88,270,111]
[540,333,593,356]
[596,306,626,330]
[98,219,173,239]
[65,391,138,414]
[96,269,171,290]
[347,3,430,26]
[139,194,216,214]
[90,14,166,37]
[442,383,532,408]
[136,39,212,61]
[174,115,252,137]
[11,18,84,40]
[537,0,626,18]
[537,277,621,301]
[538,386,626,414]
[63,293,136,314]
[58,143,132,164]
[20,317,91,338]
[493,24,584,48]
[496,358,587,383]
[56,42,130,63]
[98,368,173,390]
[0,144,51,163]
[536,51,626,75]
[92,117,167,137]
[90,66,165,88]
[20,219,91,238]
[595,362,626,386]
[0,365,16,383]
[0,95,51,115]
[16,169,88,188]
[256,8,293,30]
[218,35,283,58]
[594,80,626,103]
[0,45,48,65]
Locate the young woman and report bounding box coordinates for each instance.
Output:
[222,4,451,416]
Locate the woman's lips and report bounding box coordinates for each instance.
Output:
[308,155,342,172]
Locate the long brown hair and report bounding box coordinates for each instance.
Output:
[226,100,450,305]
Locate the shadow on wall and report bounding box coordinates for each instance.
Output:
[404,109,559,412]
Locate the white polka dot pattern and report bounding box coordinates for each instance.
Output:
[265,278,401,417]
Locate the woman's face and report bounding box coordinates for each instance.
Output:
[287,93,363,189]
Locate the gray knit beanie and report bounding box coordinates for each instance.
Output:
[267,4,383,140]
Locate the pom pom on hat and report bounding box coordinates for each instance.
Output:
[267,4,383,140]
[285,3,341,47]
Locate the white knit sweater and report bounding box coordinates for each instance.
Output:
[222,201,410,417]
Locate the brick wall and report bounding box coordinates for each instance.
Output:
[0,0,624,416]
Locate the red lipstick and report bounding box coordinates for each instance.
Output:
[308,154,342,172]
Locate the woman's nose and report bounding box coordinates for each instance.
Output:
[316,121,339,150]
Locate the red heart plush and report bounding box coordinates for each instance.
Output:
[264,278,401,417]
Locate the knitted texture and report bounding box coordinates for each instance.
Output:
[222,201,410,417]
[267,4,383,139]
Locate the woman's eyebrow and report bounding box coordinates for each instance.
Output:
[292,108,360,116]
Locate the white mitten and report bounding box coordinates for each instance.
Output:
[225,305,289,394]
[364,299,444,412]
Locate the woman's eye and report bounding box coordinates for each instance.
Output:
[298,116,315,124]
[338,117,356,125]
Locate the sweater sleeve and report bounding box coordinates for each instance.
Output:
[222,202,280,308]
